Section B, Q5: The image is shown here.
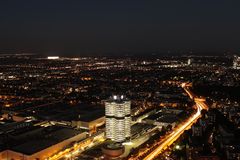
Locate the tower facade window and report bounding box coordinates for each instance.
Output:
[105,95,131,143]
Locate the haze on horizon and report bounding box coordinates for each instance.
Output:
[0,0,240,56]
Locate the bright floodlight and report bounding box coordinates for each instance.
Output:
[47,56,59,60]
[175,145,180,150]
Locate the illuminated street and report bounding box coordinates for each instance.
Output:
[0,53,238,160]
[1,1,240,159]
[140,84,209,160]
[48,132,105,160]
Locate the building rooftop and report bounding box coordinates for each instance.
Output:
[105,95,130,103]
[34,103,105,122]
[146,112,178,124]
[11,126,85,155]
[131,123,155,136]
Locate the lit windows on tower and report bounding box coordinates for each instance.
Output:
[105,95,131,143]
[233,55,240,69]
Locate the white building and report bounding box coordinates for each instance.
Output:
[105,95,131,143]
[233,55,240,69]
[187,58,193,66]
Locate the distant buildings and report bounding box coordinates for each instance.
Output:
[142,108,182,129]
[191,124,203,137]
[233,55,240,69]
[188,58,193,66]
[0,55,239,159]
[105,95,131,143]
[47,56,59,60]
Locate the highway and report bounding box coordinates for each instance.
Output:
[141,83,208,160]
[48,83,208,160]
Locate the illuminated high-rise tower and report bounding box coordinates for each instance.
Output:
[187,58,193,66]
[233,55,240,69]
[105,95,131,143]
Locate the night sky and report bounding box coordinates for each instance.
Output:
[0,0,240,56]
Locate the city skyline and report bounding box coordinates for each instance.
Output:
[0,1,240,159]
[0,55,239,159]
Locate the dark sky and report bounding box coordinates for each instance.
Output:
[0,0,240,56]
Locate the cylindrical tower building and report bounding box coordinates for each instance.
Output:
[105,95,131,143]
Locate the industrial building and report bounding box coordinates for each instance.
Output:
[0,125,87,160]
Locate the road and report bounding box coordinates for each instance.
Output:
[48,83,208,160]
[141,83,208,160]
[47,132,105,160]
